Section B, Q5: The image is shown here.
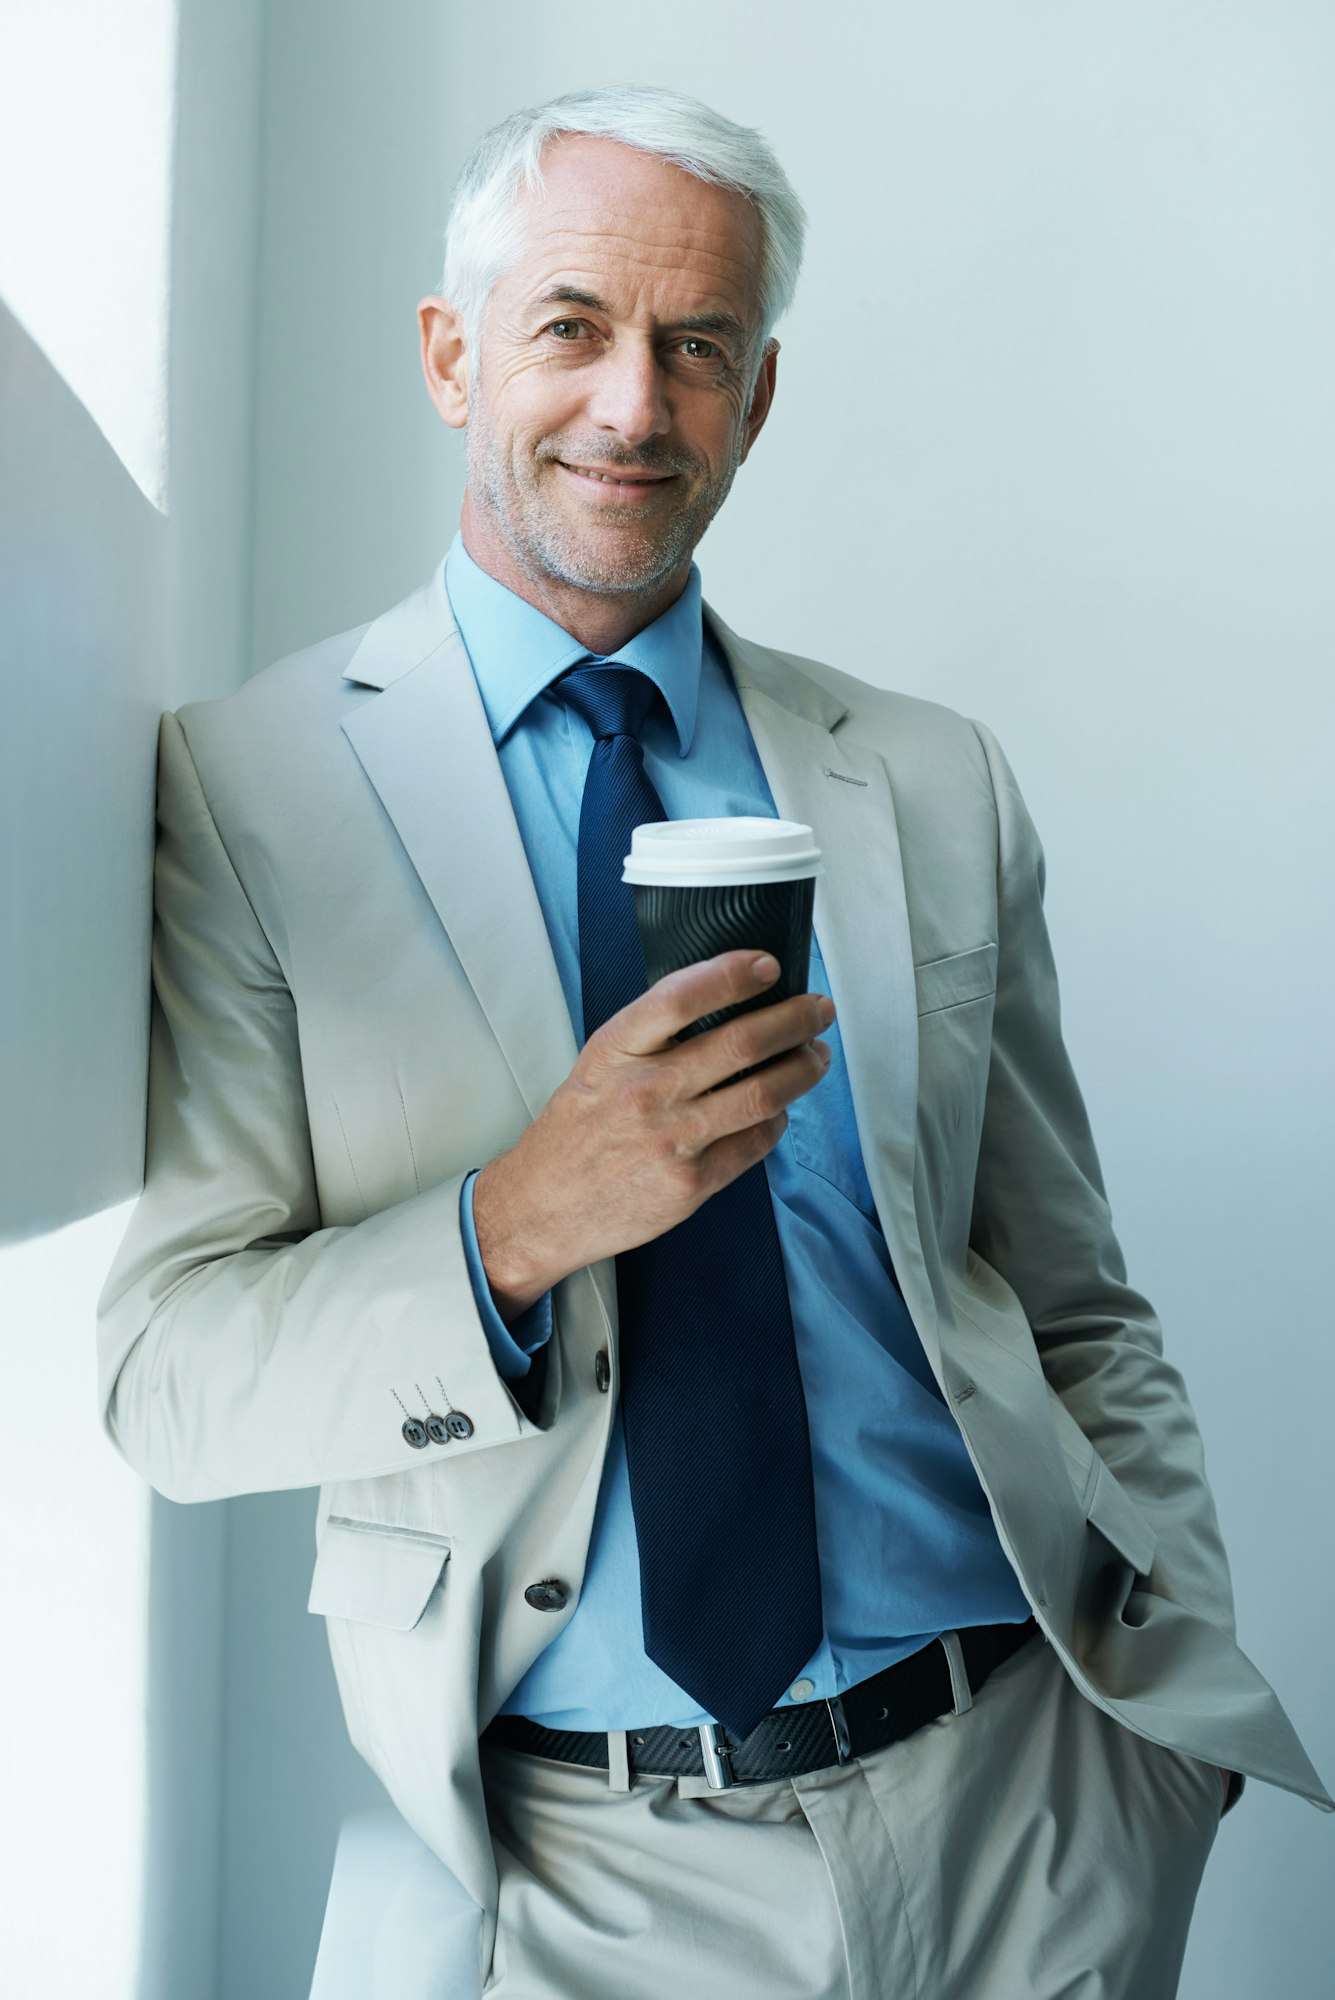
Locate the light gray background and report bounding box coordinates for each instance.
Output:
[3,3,1331,1995]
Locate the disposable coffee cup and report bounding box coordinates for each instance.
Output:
[622,817,823,1089]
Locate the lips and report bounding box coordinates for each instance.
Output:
[556,461,679,507]
[559,462,673,485]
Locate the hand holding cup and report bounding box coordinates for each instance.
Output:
[472,816,831,1312]
[474,948,836,1308]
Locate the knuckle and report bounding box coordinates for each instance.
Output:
[742,1073,777,1125]
[715,1016,756,1075]
[650,1109,693,1163]
[673,1104,711,1158]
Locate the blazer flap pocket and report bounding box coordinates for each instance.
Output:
[307,1517,451,1630]
[1084,1458,1157,1577]
[914,942,998,1016]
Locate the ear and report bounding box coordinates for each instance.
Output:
[419,297,470,430]
[739,339,779,464]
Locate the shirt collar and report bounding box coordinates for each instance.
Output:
[442,527,700,756]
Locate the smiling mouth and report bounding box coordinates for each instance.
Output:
[558,462,677,487]
[555,461,680,509]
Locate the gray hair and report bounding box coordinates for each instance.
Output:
[438,83,806,394]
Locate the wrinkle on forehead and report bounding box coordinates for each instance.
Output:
[507,266,760,350]
[503,142,764,317]
[527,223,756,283]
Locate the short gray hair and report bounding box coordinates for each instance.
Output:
[438,83,806,392]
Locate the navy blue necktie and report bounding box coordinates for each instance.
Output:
[549,659,824,1743]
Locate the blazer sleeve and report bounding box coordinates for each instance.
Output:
[965,715,1240,1639]
[95,710,554,1503]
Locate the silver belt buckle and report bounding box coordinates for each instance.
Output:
[938,1629,974,1715]
[825,1692,851,1763]
[698,1723,736,1790]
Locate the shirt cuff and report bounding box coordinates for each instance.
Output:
[460,1169,554,1379]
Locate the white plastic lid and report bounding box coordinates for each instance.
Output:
[622,816,822,887]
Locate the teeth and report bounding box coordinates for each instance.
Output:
[570,466,653,484]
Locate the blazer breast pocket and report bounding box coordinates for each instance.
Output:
[913,941,998,1018]
[785,935,880,1222]
[307,1516,452,1631]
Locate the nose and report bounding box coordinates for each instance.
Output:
[582,334,672,451]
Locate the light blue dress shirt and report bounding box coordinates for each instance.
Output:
[448,528,1032,1731]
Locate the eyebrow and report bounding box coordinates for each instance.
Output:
[528,285,750,347]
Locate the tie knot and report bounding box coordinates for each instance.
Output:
[550,660,660,744]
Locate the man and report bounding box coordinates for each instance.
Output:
[98,84,1331,2000]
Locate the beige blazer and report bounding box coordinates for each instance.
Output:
[97,553,1335,1964]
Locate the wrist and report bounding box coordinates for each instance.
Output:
[473,1157,555,1323]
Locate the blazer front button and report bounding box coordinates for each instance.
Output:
[594,1348,610,1392]
[524,1579,569,1612]
[401,1417,430,1450]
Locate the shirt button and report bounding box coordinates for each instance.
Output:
[789,1678,816,1701]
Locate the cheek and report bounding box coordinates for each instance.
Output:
[479,360,580,443]
[509,395,588,469]
[691,391,749,461]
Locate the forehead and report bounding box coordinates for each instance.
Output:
[501,134,764,319]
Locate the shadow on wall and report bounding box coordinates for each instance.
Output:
[0,299,167,1247]
[0,296,226,2000]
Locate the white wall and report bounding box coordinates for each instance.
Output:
[1,1,262,1996]
[4,3,1330,1996]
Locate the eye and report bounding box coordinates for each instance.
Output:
[540,320,725,363]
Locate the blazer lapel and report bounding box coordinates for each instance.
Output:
[707,605,927,1343]
[340,575,581,1123]
[339,560,930,1358]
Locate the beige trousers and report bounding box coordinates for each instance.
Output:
[477,1628,1224,1999]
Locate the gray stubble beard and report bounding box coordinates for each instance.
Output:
[463,372,746,599]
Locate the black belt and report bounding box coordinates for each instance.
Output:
[480,1615,1041,1790]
